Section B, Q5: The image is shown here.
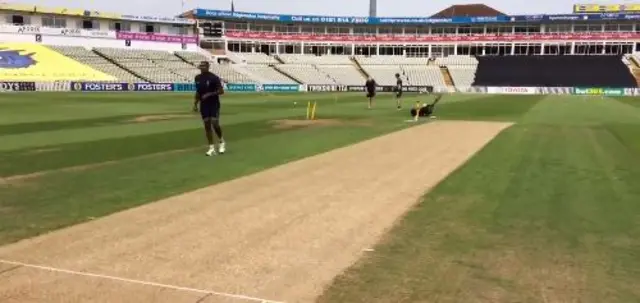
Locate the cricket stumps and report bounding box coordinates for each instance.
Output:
[306,101,317,120]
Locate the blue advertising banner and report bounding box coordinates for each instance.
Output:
[510,13,640,22]
[71,82,132,91]
[262,84,300,92]
[70,82,175,92]
[174,83,197,91]
[226,83,257,91]
[134,83,173,91]
[194,8,640,24]
[194,9,510,24]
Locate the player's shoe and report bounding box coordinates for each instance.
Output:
[218,142,226,154]
[205,146,217,156]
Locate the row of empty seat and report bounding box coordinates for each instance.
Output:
[176,51,257,84]
[46,46,257,84]
[317,65,365,85]
[360,65,448,87]
[47,45,142,82]
[242,65,296,84]
[223,52,480,86]
[94,48,193,83]
[20,45,483,87]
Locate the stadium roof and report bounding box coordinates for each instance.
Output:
[431,4,506,18]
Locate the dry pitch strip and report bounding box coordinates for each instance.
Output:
[0,121,511,303]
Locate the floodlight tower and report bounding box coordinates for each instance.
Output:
[369,0,377,17]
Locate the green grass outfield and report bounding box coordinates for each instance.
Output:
[1,92,640,302]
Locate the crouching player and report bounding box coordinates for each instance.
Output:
[193,61,226,156]
[410,94,442,118]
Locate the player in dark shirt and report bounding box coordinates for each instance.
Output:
[193,61,226,156]
[365,77,376,109]
[395,73,403,110]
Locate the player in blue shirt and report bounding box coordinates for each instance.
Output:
[193,61,226,156]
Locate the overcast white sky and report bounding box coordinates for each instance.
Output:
[10,0,639,17]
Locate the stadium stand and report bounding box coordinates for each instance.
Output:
[435,56,478,66]
[316,65,365,85]
[629,54,640,68]
[175,51,257,83]
[447,66,477,87]
[362,65,404,86]
[276,64,334,84]
[228,52,280,64]
[473,55,637,88]
[175,51,211,64]
[47,45,142,82]
[353,55,455,87]
[93,48,190,83]
[402,66,447,87]
[1,2,638,91]
[0,43,116,81]
[242,65,298,84]
[434,56,479,87]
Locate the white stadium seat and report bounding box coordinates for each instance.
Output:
[316,65,365,85]
[277,64,334,84]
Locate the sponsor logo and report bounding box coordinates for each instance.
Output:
[308,85,336,92]
[574,87,623,96]
[0,82,21,91]
[505,87,529,93]
[83,82,127,91]
[89,31,110,37]
[60,28,81,36]
[525,15,544,20]
[347,85,365,92]
[263,84,299,92]
[0,81,35,92]
[548,15,581,21]
[17,26,40,34]
[488,87,536,94]
[226,83,257,91]
[0,49,36,69]
[174,83,197,91]
[135,83,173,91]
[348,85,432,92]
[349,17,369,23]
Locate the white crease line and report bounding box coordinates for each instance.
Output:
[0,259,283,303]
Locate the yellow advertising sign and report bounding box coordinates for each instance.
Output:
[0,4,122,19]
[573,3,640,13]
[0,43,117,81]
